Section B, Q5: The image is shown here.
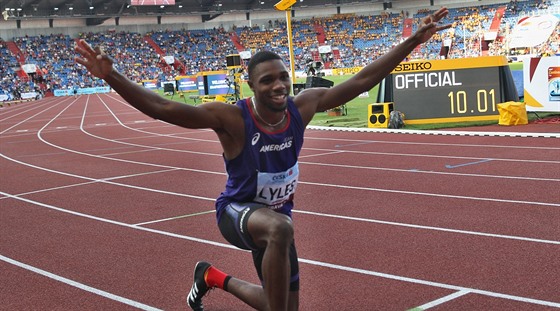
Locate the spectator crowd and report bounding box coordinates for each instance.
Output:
[0,0,558,101]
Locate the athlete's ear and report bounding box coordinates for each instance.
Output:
[247,80,254,91]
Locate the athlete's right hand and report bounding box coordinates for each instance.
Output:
[75,39,115,80]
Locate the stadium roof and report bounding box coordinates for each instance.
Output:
[2,0,390,22]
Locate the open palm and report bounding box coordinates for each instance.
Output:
[75,40,115,80]
[416,7,451,44]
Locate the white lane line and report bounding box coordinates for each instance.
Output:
[300,160,560,182]
[0,168,181,200]
[445,158,493,169]
[307,125,560,139]
[300,180,560,207]
[0,254,163,311]
[410,290,471,310]
[0,98,65,123]
[134,210,215,226]
[303,147,560,164]
[0,152,217,202]
[0,97,73,135]
[295,210,560,245]
[299,150,346,158]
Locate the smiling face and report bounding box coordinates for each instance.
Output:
[248,58,292,113]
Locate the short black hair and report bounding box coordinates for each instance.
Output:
[247,50,282,80]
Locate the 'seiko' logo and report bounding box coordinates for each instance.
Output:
[394,62,432,72]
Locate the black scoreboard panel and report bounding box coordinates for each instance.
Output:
[393,66,501,119]
[377,56,519,124]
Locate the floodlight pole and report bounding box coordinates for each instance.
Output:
[275,1,296,94]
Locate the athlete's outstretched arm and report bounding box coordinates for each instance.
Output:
[74,39,237,130]
[297,7,452,119]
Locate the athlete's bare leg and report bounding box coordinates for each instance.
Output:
[225,208,297,311]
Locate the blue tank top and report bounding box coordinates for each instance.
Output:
[215,96,305,221]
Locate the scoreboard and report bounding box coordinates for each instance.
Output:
[376,56,519,124]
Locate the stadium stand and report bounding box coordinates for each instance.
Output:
[0,0,558,101]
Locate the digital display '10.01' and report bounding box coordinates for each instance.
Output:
[381,56,518,124]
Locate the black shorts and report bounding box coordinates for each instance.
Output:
[218,202,300,291]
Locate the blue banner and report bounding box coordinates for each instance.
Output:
[178,77,198,92]
[54,87,111,97]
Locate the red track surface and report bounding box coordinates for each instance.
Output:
[1,94,559,310]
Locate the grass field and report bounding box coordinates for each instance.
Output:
[160,62,554,130]
[160,75,379,128]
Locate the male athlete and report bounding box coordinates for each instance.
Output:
[75,7,450,310]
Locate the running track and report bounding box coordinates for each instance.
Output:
[1,94,559,310]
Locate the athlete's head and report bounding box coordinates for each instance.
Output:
[247,51,291,112]
[247,51,283,81]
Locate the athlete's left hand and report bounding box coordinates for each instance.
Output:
[414,7,452,44]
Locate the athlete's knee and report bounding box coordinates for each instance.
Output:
[249,209,294,247]
[267,216,294,245]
